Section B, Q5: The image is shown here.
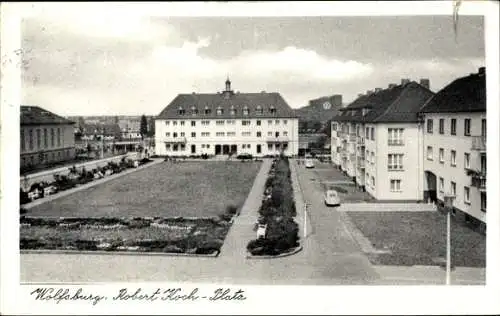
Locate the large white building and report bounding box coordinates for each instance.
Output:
[331,79,434,201]
[20,105,76,170]
[155,79,299,157]
[420,67,486,232]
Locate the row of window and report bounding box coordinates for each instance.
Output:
[21,149,72,166]
[437,178,486,211]
[20,127,63,152]
[165,131,288,138]
[165,143,289,151]
[427,118,486,136]
[177,106,277,116]
[427,146,486,172]
[165,119,288,127]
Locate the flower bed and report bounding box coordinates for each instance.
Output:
[247,156,300,256]
[20,205,238,255]
[20,157,153,206]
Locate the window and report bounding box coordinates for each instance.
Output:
[371,152,375,164]
[243,106,249,116]
[451,181,456,196]
[464,118,471,136]
[180,132,185,137]
[201,132,210,137]
[178,107,185,115]
[450,150,456,166]
[173,121,178,126]
[464,187,470,204]
[464,153,470,169]
[21,130,25,151]
[481,118,486,136]
[50,128,55,147]
[439,148,444,163]
[216,120,225,126]
[275,132,280,137]
[426,146,433,160]
[267,131,273,137]
[166,144,171,150]
[242,120,251,126]
[204,107,211,115]
[388,128,404,145]
[216,132,225,137]
[481,193,486,212]
[227,120,235,125]
[257,120,261,126]
[201,120,210,126]
[370,127,375,140]
[256,106,263,115]
[191,132,196,138]
[371,176,375,187]
[165,121,170,126]
[165,132,171,137]
[36,129,41,149]
[191,106,198,115]
[427,119,433,133]
[269,106,276,114]
[173,132,178,137]
[283,131,288,136]
[284,120,288,125]
[242,131,251,137]
[227,132,236,137]
[283,143,288,150]
[43,128,48,148]
[57,128,61,146]
[390,179,402,192]
[275,120,280,125]
[206,144,210,149]
[439,119,445,134]
[268,144,273,150]
[216,107,223,115]
[191,121,196,127]
[230,107,236,116]
[365,127,369,138]
[451,118,457,135]
[388,154,404,170]
[257,132,262,137]
[439,177,444,192]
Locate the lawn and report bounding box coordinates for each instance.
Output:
[25,161,261,218]
[347,211,486,267]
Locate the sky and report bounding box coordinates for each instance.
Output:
[20,8,485,116]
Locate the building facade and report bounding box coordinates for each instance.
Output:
[20,106,76,170]
[331,79,434,201]
[420,67,486,229]
[155,79,299,157]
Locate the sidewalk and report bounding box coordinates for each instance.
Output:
[373,265,486,285]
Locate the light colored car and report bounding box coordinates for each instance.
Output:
[305,159,315,168]
[324,189,341,207]
[256,224,267,239]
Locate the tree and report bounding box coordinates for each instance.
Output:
[148,117,156,137]
[140,114,148,139]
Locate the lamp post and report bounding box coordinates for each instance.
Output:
[304,202,308,238]
[444,194,455,285]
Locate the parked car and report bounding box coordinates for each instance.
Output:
[256,224,267,239]
[305,159,315,168]
[324,189,341,207]
[28,189,41,201]
[43,185,58,196]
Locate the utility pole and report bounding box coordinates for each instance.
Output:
[101,127,104,159]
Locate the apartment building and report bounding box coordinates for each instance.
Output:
[20,105,76,169]
[419,67,486,231]
[331,79,434,201]
[155,79,299,157]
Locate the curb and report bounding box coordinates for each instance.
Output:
[245,245,303,259]
[22,159,163,209]
[20,249,220,258]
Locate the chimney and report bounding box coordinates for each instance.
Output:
[419,78,430,90]
[374,88,382,93]
[401,78,411,85]
[358,93,364,98]
[388,83,397,88]
[478,67,485,75]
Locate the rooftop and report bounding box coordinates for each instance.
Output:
[21,106,75,126]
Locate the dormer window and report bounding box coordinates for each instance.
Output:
[269,106,276,114]
[243,106,249,116]
[204,106,211,115]
[256,105,263,115]
[178,107,185,115]
[362,108,370,116]
[191,106,198,115]
[230,106,236,116]
[216,106,223,115]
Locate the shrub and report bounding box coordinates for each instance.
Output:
[225,204,238,215]
[236,153,253,160]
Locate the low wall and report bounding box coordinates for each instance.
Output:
[20,153,139,190]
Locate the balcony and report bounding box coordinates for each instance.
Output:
[266,136,290,143]
[164,137,187,144]
[471,136,486,152]
[388,140,404,146]
[471,173,486,191]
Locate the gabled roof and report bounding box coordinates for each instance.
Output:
[419,68,486,113]
[81,123,122,136]
[20,105,75,126]
[332,82,434,124]
[156,91,297,120]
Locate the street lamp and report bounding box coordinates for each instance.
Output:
[443,194,455,285]
[304,202,308,238]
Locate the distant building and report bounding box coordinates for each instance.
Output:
[79,123,122,141]
[20,105,76,170]
[331,78,434,201]
[155,78,299,157]
[296,94,343,132]
[419,67,486,231]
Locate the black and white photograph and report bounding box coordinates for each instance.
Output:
[1,1,499,315]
